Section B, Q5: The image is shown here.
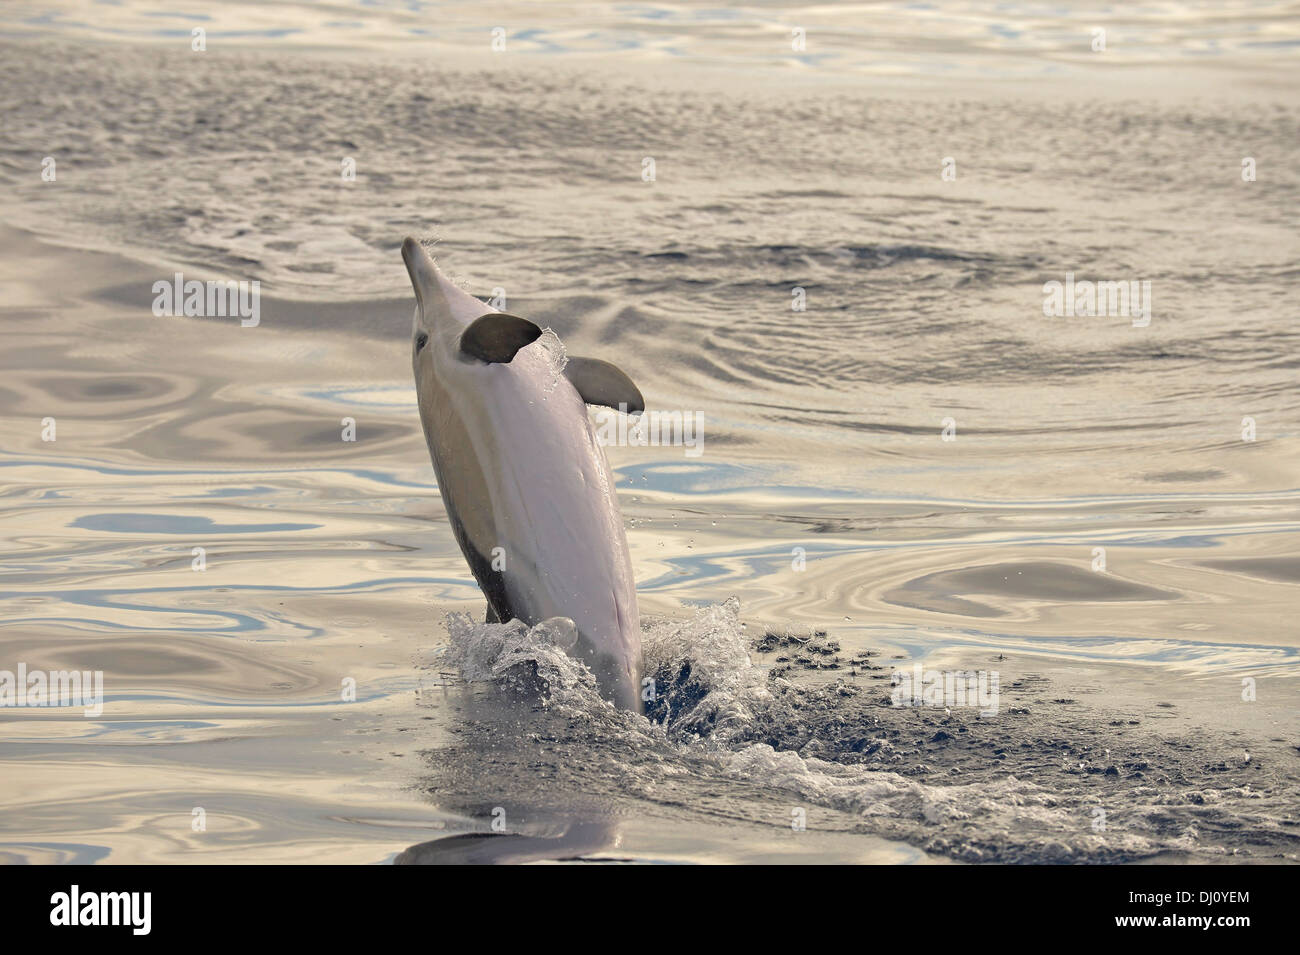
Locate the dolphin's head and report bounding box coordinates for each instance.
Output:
[401,236,497,377]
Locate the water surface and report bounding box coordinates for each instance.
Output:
[1,1,1297,863]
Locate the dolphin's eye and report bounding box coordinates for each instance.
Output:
[415,332,429,353]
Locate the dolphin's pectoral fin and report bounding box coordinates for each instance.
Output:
[564,356,645,414]
[459,313,543,363]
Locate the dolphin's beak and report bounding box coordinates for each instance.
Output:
[401,236,447,322]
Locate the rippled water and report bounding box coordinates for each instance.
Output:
[1,1,1298,863]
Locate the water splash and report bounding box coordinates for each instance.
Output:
[427,599,1299,863]
[441,612,608,716]
[535,327,568,395]
[641,597,770,742]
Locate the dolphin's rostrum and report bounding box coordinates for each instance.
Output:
[402,237,644,711]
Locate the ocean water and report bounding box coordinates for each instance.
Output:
[0,1,1298,863]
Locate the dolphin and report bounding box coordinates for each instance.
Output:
[401,237,644,711]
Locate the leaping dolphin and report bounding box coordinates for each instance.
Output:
[402,237,644,711]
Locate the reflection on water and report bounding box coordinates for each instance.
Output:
[5,0,1299,74]
[397,823,627,866]
[1,1,1298,863]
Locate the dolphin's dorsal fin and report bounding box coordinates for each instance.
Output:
[565,357,645,414]
[459,313,542,363]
